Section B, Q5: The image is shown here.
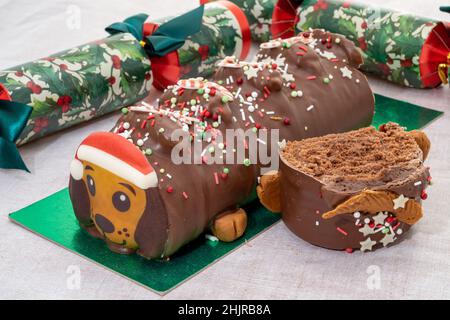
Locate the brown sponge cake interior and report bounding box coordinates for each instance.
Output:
[281,123,424,194]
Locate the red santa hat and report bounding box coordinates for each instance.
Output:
[70,132,158,190]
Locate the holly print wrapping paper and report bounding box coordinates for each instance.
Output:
[272,0,450,88]
[175,1,251,79]
[202,0,276,43]
[0,33,152,146]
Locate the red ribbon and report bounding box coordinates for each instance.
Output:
[0,83,12,101]
[420,22,450,88]
[271,0,300,39]
[144,0,251,90]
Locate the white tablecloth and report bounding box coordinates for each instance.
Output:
[1,0,449,299]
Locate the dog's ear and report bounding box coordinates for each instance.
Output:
[69,176,92,227]
[135,188,169,259]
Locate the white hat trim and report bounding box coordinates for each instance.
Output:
[75,145,158,190]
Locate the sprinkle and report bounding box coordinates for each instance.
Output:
[182,192,189,199]
[283,117,291,125]
[291,91,298,98]
[121,108,128,114]
[214,172,219,185]
[243,158,251,166]
[307,105,314,111]
[421,190,428,200]
[336,227,348,236]
[159,168,165,174]
[166,186,174,193]
[222,95,230,103]
[137,139,144,146]
[159,128,165,133]
[323,77,330,84]
[414,181,422,186]
[307,75,317,80]
[205,234,218,242]
[123,122,130,130]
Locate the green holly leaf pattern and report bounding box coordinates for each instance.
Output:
[1,33,151,145]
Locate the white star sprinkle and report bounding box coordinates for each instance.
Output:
[393,194,409,210]
[380,232,397,247]
[360,237,377,252]
[340,66,353,79]
[372,212,388,226]
[317,49,336,60]
[244,66,258,80]
[359,223,376,237]
[282,72,295,82]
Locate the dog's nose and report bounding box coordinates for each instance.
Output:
[94,214,115,233]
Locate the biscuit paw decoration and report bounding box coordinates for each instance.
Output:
[257,123,432,252]
[69,32,376,259]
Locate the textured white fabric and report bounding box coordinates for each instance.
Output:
[0,0,450,299]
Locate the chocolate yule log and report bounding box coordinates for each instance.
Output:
[213,30,374,140]
[257,123,432,252]
[68,32,375,259]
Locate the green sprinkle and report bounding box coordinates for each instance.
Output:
[197,88,204,95]
[221,95,230,103]
[252,127,258,133]
[208,146,215,153]
[223,167,229,174]
[145,148,152,155]
[213,122,219,128]
[382,228,390,234]
[121,107,129,114]
[323,77,330,84]
[203,93,209,99]
[243,158,251,166]
[291,91,298,98]
[190,99,197,106]
[217,80,223,85]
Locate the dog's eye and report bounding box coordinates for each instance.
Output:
[112,192,130,212]
[86,175,96,196]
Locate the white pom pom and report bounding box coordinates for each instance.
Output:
[70,159,84,180]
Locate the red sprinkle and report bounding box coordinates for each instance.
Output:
[182,192,189,199]
[141,120,147,129]
[345,248,354,254]
[289,83,296,89]
[283,117,291,125]
[166,186,174,193]
[421,190,428,200]
[214,172,219,185]
[299,45,308,52]
[337,227,348,236]
[307,75,317,80]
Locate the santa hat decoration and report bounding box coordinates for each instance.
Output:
[70,132,158,190]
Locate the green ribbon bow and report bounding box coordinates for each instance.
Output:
[0,100,32,172]
[106,5,204,57]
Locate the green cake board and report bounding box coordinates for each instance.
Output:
[8,94,443,294]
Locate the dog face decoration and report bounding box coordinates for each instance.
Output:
[69,132,161,253]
